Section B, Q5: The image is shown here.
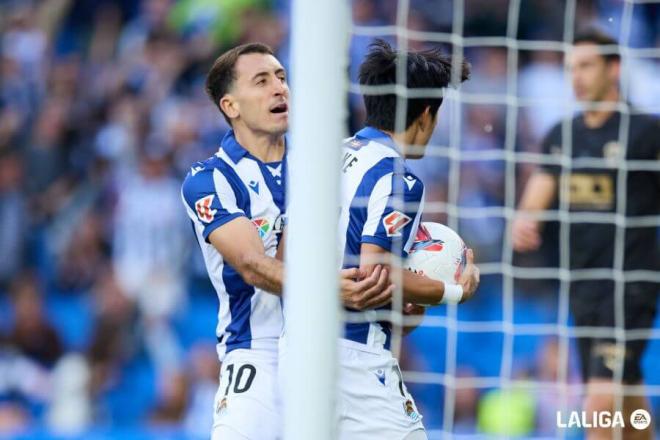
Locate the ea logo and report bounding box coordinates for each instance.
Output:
[630,409,651,430]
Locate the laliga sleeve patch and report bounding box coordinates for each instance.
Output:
[383,210,412,237]
[195,194,217,223]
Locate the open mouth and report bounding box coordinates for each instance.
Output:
[270,103,288,114]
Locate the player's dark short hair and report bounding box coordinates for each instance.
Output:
[573,28,620,63]
[358,39,470,132]
[206,42,274,125]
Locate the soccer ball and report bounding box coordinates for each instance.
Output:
[406,222,467,283]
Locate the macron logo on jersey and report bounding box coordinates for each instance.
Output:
[383,210,412,237]
[248,180,260,194]
[195,194,217,223]
[404,175,417,191]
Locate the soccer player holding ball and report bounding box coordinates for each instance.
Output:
[335,40,480,439]
[513,29,659,440]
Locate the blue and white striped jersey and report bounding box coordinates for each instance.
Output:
[339,126,425,352]
[181,130,287,361]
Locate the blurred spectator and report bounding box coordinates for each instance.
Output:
[453,367,480,434]
[0,152,26,288]
[0,345,51,434]
[149,344,218,434]
[112,145,188,376]
[150,369,189,425]
[86,269,138,398]
[183,344,219,438]
[7,273,63,368]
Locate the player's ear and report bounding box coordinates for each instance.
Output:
[220,94,239,121]
[608,59,620,83]
[420,106,434,130]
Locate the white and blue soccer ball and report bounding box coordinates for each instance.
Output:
[406,222,467,283]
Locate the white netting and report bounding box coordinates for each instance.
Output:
[348,0,660,438]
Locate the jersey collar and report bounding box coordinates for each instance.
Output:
[220,129,288,164]
[220,130,249,164]
[355,126,400,154]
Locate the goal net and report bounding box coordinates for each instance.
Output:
[341,1,660,438]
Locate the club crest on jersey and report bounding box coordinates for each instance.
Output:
[195,195,217,223]
[252,218,271,238]
[383,211,412,237]
[403,175,417,191]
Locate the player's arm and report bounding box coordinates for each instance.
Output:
[511,171,557,252]
[209,217,284,294]
[358,171,479,307]
[360,243,479,306]
[275,213,395,307]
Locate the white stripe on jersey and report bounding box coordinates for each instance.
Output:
[363,172,394,236]
[212,168,242,214]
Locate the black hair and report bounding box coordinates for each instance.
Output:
[358,39,470,132]
[573,28,620,63]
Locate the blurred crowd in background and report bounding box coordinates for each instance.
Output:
[0,0,658,437]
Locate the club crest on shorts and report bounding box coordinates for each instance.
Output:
[383,211,412,237]
[403,399,420,422]
[216,397,227,414]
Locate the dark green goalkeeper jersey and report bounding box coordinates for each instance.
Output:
[539,111,660,272]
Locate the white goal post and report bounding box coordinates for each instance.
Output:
[283,1,350,439]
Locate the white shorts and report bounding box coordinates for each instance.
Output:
[337,343,426,440]
[211,349,281,440]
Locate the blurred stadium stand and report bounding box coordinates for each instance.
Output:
[0,0,658,438]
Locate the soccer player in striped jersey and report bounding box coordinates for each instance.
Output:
[181,43,393,440]
[335,40,480,439]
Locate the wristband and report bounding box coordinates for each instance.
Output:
[441,284,463,305]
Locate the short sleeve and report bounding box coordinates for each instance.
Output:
[181,167,246,242]
[361,171,424,258]
[539,123,563,175]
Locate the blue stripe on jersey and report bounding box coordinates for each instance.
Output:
[219,158,254,353]
[258,159,287,212]
[342,157,395,268]
[383,324,392,351]
[223,263,255,352]
[344,322,371,346]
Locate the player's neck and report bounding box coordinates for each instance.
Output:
[383,128,424,159]
[583,88,619,129]
[233,126,285,163]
